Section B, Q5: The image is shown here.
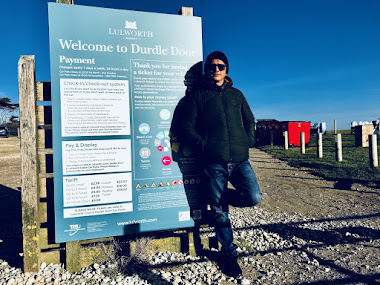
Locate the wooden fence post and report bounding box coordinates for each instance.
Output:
[18,55,40,272]
[66,241,81,272]
[336,133,343,161]
[369,134,378,167]
[300,132,305,154]
[317,133,323,158]
[283,131,288,150]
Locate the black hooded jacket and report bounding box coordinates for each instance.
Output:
[182,77,256,164]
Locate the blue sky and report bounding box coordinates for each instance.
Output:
[1,0,379,130]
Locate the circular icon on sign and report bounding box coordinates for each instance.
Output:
[161,155,172,166]
[193,210,202,220]
[154,130,171,152]
[160,109,171,121]
[139,123,150,135]
[139,147,151,159]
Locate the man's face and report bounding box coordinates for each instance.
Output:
[209,59,227,86]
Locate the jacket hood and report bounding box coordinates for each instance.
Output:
[224,76,233,85]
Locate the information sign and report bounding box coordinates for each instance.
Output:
[48,3,202,242]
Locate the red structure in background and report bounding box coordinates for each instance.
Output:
[281,121,311,147]
[256,120,311,147]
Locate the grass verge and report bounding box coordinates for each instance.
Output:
[258,130,380,187]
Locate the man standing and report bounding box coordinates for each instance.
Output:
[182,51,262,277]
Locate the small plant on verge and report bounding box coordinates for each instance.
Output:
[99,237,152,278]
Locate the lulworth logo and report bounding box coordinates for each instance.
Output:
[125,21,137,29]
[108,20,153,39]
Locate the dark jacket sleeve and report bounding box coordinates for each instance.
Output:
[181,96,206,150]
[241,95,256,147]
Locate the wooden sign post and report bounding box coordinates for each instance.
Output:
[18,55,41,272]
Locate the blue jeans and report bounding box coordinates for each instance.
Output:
[204,160,262,257]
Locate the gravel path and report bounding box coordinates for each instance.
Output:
[0,143,379,284]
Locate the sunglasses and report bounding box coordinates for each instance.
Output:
[210,64,227,72]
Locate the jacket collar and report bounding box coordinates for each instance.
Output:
[203,75,233,91]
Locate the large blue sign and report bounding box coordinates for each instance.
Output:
[48,3,203,242]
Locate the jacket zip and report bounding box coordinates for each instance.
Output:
[219,89,233,162]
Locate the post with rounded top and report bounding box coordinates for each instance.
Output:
[369,134,378,167]
[300,132,306,154]
[317,133,323,158]
[334,120,337,135]
[336,133,343,161]
[283,131,288,150]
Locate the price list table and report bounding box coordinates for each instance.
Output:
[63,173,132,207]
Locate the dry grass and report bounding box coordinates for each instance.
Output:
[100,237,152,278]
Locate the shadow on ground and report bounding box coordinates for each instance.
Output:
[0,184,23,268]
[143,213,380,284]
